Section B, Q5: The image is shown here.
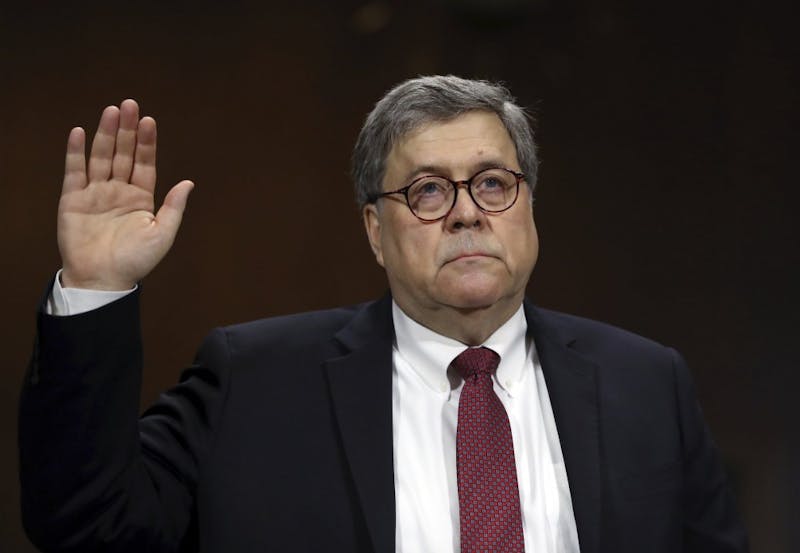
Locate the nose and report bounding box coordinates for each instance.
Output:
[446,180,486,231]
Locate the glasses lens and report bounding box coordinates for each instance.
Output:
[471,168,519,212]
[407,177,453,220]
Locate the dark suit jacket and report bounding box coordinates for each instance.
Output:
[19,290,747,553]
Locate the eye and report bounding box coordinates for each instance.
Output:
[415,179,445,196]
[411,178,448,198]
[408,177,450,214]
[474,171,510,193]
[481,176,503,189]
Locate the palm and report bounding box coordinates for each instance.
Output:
[57,100,193,290]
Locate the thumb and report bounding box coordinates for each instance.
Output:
[155,179,194,235]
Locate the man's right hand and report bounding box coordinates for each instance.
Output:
[58,99,194,290]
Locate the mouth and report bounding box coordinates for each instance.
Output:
[448,252,494,263]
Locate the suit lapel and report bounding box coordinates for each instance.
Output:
[525,302,601,553]
[323,295,396,553]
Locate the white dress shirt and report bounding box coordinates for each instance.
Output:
[48,273,580,552]
[392,302,580,553]
[47,270,134,316]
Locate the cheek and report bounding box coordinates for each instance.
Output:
[383,225,438,275]
[524,225,540,269]
[505,217,539,269]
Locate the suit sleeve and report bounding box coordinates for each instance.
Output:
[671,348,749,552]
[18,288,231,553]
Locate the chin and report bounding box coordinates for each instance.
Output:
[441,282,508,311]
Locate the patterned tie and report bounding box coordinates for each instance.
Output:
[453,346,524,552]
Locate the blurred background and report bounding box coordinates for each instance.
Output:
[1,0,797,551]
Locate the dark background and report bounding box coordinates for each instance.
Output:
[1,1,797,551]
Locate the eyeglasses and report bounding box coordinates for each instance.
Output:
[369,167,526,222]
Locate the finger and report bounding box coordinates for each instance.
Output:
[62,127,87,194]
[88,105,120,182]
[110,99,140,182]
[130,116,157,192]
[155,180,194,237]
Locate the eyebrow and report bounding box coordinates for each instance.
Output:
[401,158,513,184]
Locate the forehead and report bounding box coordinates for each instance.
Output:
[385,111,518,182]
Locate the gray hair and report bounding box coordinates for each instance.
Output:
[352,75,538,208]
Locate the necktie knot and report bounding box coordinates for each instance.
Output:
[451,346,500,380]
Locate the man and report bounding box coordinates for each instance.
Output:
[19,76,748,552]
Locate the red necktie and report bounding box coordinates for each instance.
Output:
[453,347,525,552]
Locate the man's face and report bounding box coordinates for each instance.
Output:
[363,110,539,325]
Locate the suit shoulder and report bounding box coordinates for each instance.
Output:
[193,296,393,371]
[533,306,675,362]
[220,302,368,347]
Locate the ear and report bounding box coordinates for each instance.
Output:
[362,203,385,267]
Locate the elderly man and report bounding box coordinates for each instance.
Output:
[20,76,747,553]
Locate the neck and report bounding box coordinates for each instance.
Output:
[394,297,524,346]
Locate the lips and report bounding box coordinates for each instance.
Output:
[446,251,496,264]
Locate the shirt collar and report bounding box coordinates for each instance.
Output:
[392,301,529,397]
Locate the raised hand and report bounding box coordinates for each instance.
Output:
[58,100,194,290]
